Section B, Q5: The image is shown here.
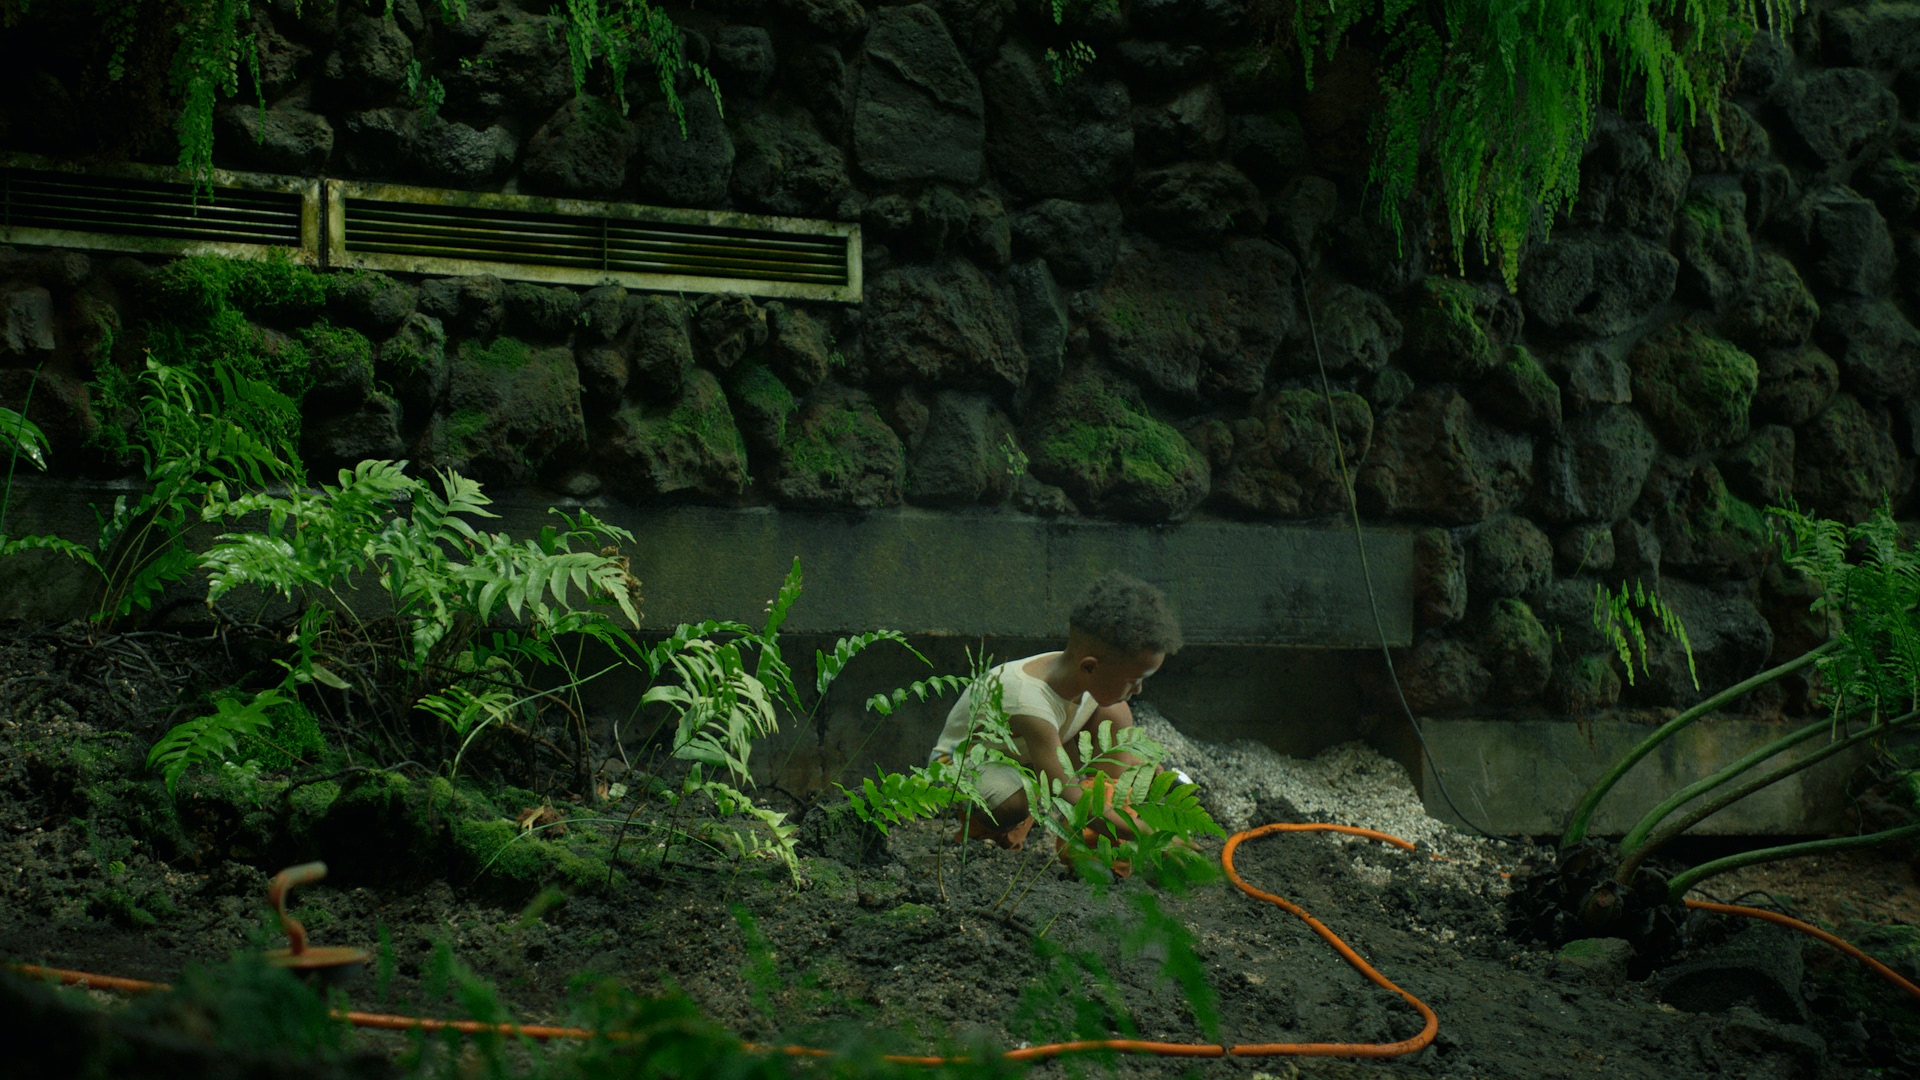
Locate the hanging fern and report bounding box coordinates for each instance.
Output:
[1593,577,1698,689]
[1288,0,1796,286]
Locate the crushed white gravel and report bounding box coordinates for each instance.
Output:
[1133,703,1527,888]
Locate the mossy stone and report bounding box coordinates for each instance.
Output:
[146,255,327,326]
[1642,458,1773,580]
[1471,516,1553,599]
[775,385,906,510]
[602,367,750,499]
[1212,388,1371,518]
[442,337,586,482]
[1027,366,1210,522]
[1545,654,1624,716]
[1675,184,1755,308]
[1627,323,1758,454]
[1475,345,1562,435]
[728,363,798,452]
[1480,597,1553,702]
[1403,277,1501,382]
[298,319,375,407]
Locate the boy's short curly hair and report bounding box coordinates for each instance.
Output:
[1069,572,1183,656]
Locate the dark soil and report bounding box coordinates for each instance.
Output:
[3,623,1918,1079]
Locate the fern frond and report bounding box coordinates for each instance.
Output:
[865,674,969,716]
[816,629,921,698]
[147,687,288,795]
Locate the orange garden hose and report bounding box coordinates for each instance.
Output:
[9,823,1918,1063]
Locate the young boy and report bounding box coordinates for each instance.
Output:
[928,571,1182,850]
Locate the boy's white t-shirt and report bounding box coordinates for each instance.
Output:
[930,652,1099,766]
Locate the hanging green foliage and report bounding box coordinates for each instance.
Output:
[1,0,704,195]
[1287,0,1797,287]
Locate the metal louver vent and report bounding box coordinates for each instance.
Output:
[0,153,318,261]
[328,181,861,303]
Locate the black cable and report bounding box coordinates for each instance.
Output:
[1294,264,1524,845]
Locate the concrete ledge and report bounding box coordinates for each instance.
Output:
[1395,716,1873,838]
[1,479,1414,647]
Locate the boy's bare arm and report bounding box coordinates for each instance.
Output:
[1010,713,1134,835]
[1086,702,1146,779]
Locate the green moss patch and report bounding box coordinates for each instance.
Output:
[1028,367,1209,521]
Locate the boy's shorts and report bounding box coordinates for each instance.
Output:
[931,751,1027,811]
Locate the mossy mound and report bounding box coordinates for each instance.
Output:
[1027,366,1210,522]
[1627,323,1758,454]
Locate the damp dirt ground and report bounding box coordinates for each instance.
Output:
[3,622,1920,1079]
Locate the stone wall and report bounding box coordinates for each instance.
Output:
[3,0,1920,726]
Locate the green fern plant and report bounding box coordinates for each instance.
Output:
[1593,576,1698,690]
[1286,0,1797,285]
[146,686,292,794]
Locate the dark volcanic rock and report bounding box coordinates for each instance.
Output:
[1675,182,1755,308]
[906,390,1018,507]
[1026,365,1211,521]
[1129,161,1266,245]
[1571,117,1692,238]
[1786,185,1895,298]
[1412,528,1468,629]
[1480,598,1553,702]
[1540,344,1633,413]
[768,304,835,390]
[305,394,404,474]
[730,107,852,217]
[1356,387,1534,525]
[1793,392,1906,522]
[1722,252,1820,349]
[1721,425,1797,509]
[1007,259,1068,383]
[1533,405,1660,524]
[1401,277,1514,383]
[521,96,636,197]
[1210,389,1372,518]
[852,5,984,185]
[440,336,586,484]
[1475,346,1563,436]
[623,295,696,398]
[1284,282,1399,378]
[1823,3,1920,69]
[1624,579,1773,707]
[1641,458,1773,581]
[1471,516,1554,599]
[860,261,1024,389]
[1011,200,1122,287]
[504,283,581,341]
[1362,636,1491,714]
[1781,68,1898,163]
[219,103,334,172]
[329,272,416,334]
[1133,84,1228,165]
[1626,323,1758,454]
[1087,238,1297,401]
[412,121,517,184]
[694,294,768,371]
[1521,234,1677,338]
[983,43,1132,200]
[601,368,749,500]
[1814,298,1920,402]
[418,275,507,339]
[713,25,777,100]
[633,88,734,207]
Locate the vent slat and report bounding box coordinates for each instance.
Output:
[12,204,300,233]
[348,232,845,281]
[350,208,843,258]
[3,167,305,248]
[350,221,842,269]
[10,192,298,223]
